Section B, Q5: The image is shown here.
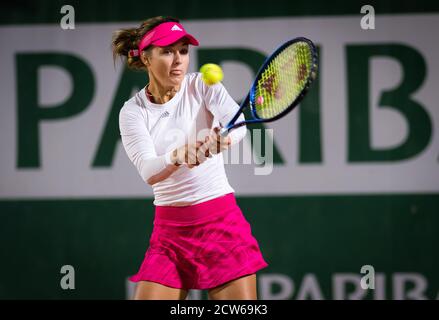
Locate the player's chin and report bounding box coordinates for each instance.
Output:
[168,74,184,86]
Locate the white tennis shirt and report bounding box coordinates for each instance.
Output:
[119,72,246,206]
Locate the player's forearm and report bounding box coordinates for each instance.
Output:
[136,151,180,185]
[146,163,180,185]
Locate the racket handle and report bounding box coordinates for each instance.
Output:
[219,127,229,137]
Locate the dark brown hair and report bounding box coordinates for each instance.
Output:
[112,16,180,71]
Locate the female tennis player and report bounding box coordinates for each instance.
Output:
[113,16,268,300]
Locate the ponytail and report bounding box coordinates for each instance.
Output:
[111,16,180,71]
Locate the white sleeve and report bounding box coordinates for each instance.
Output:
[119,106,173,183]
[201,77,247,146]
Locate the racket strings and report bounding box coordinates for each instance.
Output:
[255,42,314,119]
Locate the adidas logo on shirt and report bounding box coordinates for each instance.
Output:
[160,111,170,118]
[171,25,183,32]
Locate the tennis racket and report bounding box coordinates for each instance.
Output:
[219,37,318,137]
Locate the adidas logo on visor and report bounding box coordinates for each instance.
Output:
[171,24,183,31]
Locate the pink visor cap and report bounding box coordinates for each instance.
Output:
[129,22,199,57]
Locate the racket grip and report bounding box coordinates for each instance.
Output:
[219,127,229,137]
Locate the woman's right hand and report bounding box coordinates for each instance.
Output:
[171,141,211,168]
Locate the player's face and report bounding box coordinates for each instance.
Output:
[147,39,190,87]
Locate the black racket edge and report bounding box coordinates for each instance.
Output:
[220,37,318,137]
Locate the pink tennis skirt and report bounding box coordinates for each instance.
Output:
[129,193,269,290]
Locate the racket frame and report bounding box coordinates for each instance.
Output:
[220,37,318,137]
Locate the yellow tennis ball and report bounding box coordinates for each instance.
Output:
[200,63,224,85]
